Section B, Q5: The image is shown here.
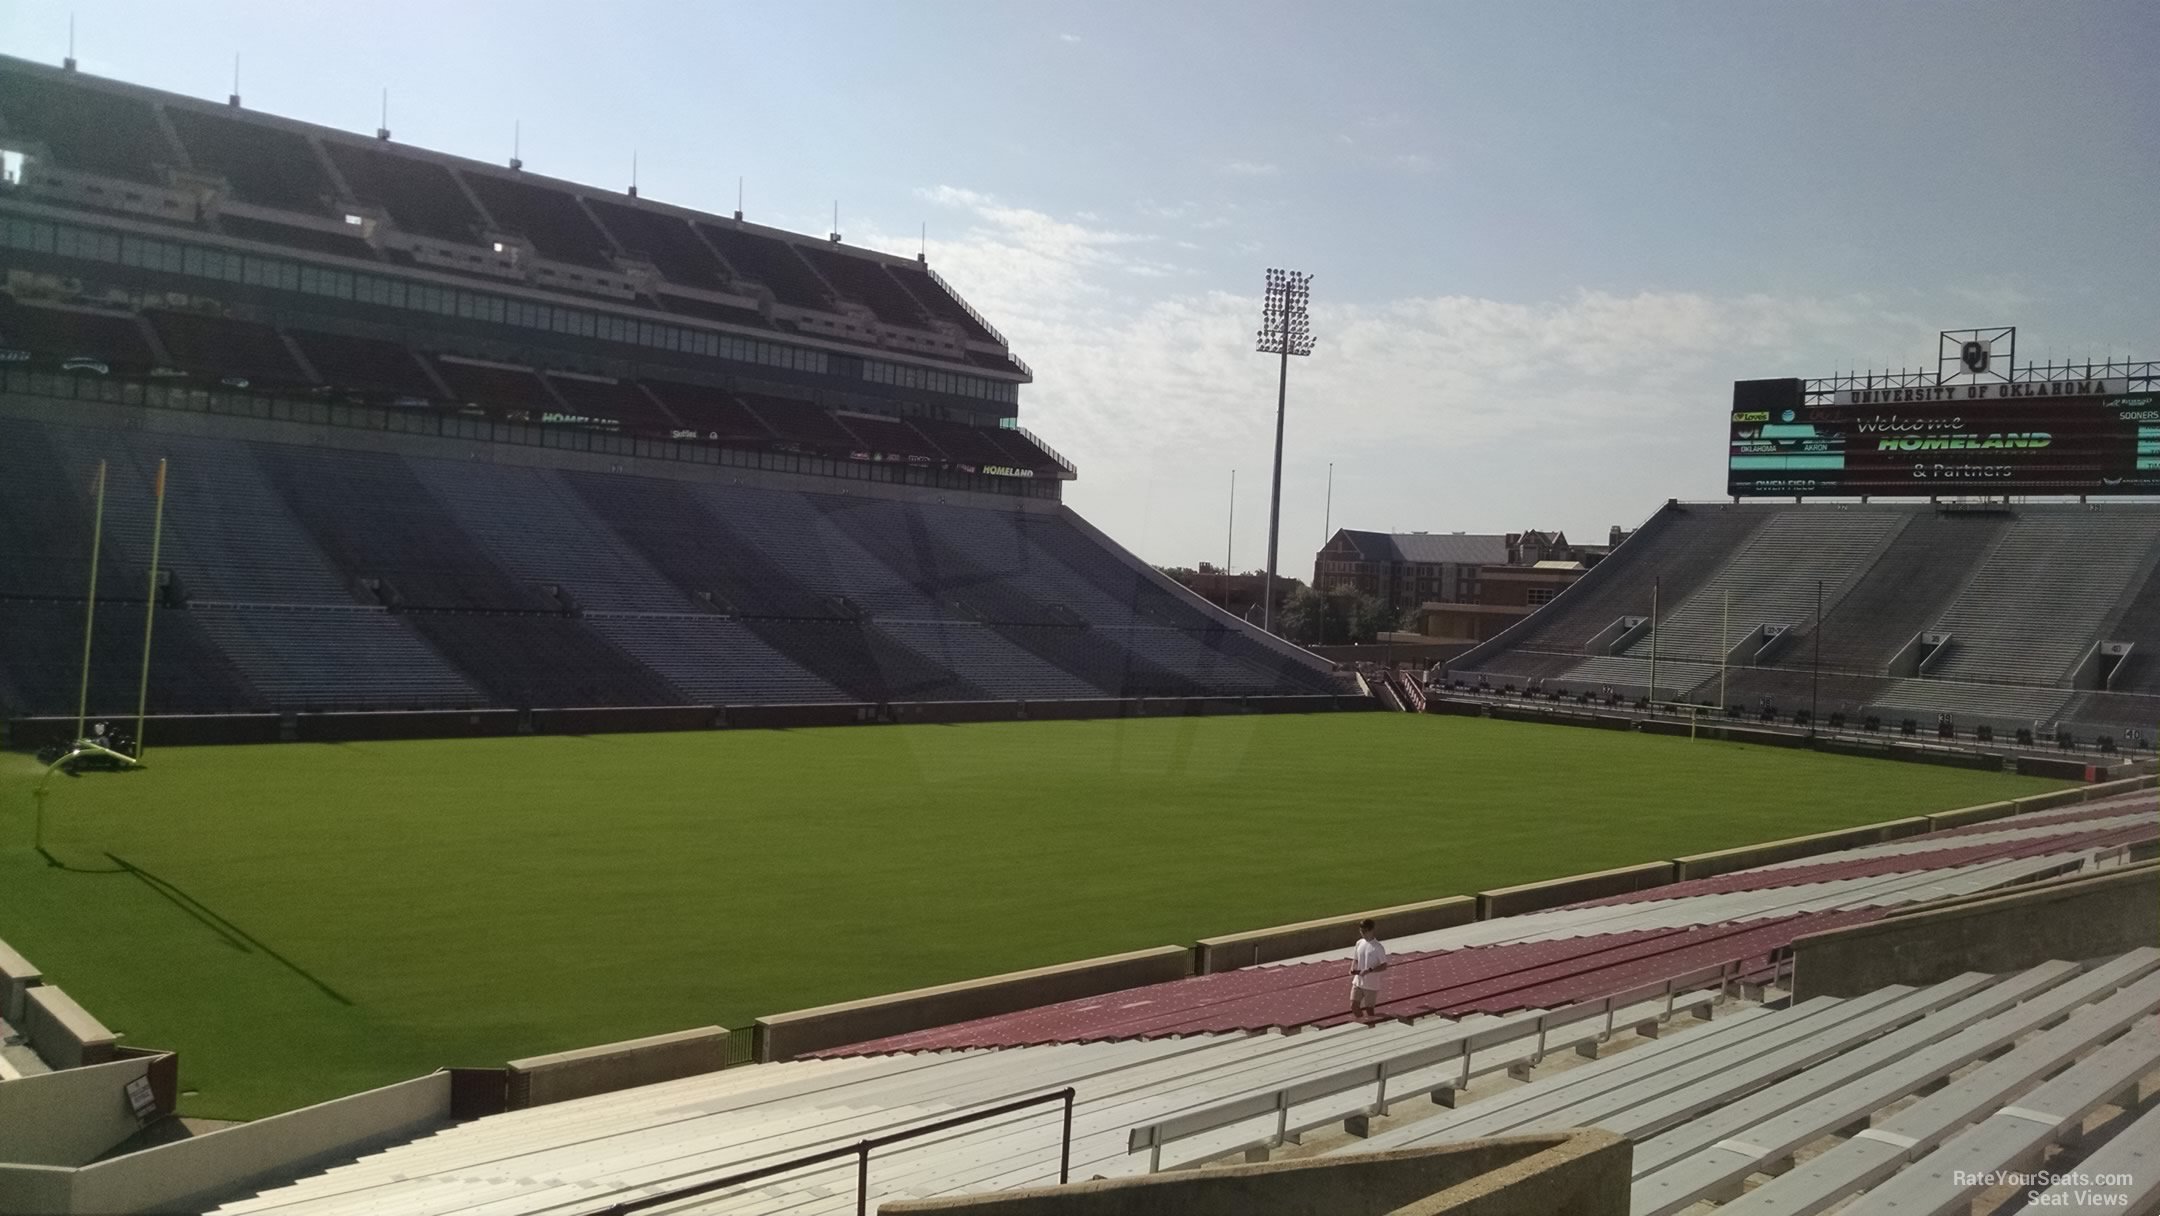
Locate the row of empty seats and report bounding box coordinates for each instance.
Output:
[1449,502,2160,738]
[0,415,1335,715]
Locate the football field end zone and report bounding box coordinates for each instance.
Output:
[878,1129,1631,1216]
[1193,896,1477,975]
[1788,861,2160,1000]
[754,946,1194,1063]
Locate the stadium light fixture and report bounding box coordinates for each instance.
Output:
[1254,268,1314,636]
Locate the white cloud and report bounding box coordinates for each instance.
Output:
[1220,160,1280,178]
[868,187,1913,569]
[1057,32,1081,43]
[1390,152,1436,174]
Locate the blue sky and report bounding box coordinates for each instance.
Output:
[6,0,2155,568]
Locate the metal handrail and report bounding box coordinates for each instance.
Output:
[591,1086,1076,1216]
[1012,424,1077,477]
[923,263,1011,351]
[1801,357,2156,399]
[1125,961,1748,1171]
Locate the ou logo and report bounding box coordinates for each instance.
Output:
[1961,341,1990,373]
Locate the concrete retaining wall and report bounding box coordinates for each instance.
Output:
[0,937,40,1026]
[0,1054,157,1167]
[2082,774,2158,800]
[23,986,116,1069]
[1672,816,1932,881]
[1791,863,2160,1000]
[2013,787,2094,815]
[1476,862,1676,921]
[755,946,1192,1063]
[37,1071,450,1215]
[1193,896,1477,975]
[506,1027,727,1109]
[881,1130,1630,1216]
[1923,800,2019,830]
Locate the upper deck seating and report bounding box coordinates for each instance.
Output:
[793,244,931,327]
[886,263,1002,343]
[692,223,833,309]
[460,172,615,268]
[583,197,730,290]
[164,106,336,212]
[0,72,173,183]
[322,141,485,244]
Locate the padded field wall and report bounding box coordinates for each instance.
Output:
[7,693,1374,750]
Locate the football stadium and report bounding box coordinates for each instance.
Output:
[2,42,2159,1216]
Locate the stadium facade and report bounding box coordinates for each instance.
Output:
[0,55,1349,734]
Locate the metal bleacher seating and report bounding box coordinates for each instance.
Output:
[873,620,1106,700]
[0,413,1337,718]
[197,798,2156,1215]
[1448,501,2160,739]
[189,605,476,709]
[402,458,697,614]
[1617,509,1909,667]
[584,616,847,705]
[1923,511,2160,688]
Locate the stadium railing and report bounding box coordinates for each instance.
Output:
[584,1085,1076,1216]
[1124,958,1759,1172]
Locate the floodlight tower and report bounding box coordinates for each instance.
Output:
[1255,268,1313,635]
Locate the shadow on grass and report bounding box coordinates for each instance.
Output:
[104,853,355,1007]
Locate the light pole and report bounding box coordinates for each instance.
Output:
[1255,268,1314,635]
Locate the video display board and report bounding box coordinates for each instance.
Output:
[1728,377,2160,497]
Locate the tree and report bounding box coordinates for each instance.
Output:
[1280,587,1390,645]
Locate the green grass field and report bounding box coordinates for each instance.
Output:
[0,713,2067,1119]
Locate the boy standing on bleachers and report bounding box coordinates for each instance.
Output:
[1351,919,1388,1022]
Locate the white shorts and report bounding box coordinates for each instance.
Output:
[1351,981,1382,1004]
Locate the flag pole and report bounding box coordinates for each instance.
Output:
[133,458,169,758]
[75,460,109,744]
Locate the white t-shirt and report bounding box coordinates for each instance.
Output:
[1352,938,1388,990]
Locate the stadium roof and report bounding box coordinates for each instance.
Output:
[1331,529,1510,565]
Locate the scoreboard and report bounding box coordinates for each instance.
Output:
[1727,377,2160,498]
